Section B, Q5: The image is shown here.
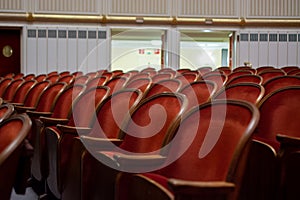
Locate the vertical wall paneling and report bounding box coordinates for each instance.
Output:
[278,33,288,67]
[108,0,170,16]
[268,33,278,67]
[238,33,249,67]
[26,27,37,74]
[67,29,78,72]
[258,33,269,67]
[247,0,300,18]
[0,0,24,12]
[47,29,58,72]
[37,29,47,74]
[298,34,300,66]
[249,33,259,68]
[35,0,98,14]
[287,33,298,66]
[77,30,88,72]
[97,28,110,70]
[57,29,68,72]
[177,0,238,17]
[87,30,98,72]
[166,28,180,69]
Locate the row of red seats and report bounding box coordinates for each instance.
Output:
[0,65,299,200]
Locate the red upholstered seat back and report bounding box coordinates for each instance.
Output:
[86,76,108,90]
[259,70,286,84]
[158,100,258,182]
[12,80,37,104]
[202,73,227,91]
[69,86,110,127]
[118,93,187,153]
[124,77,152,93]
[263,75,300,97]
[0,78,13,97]
[226,74,263,86]
[22,80,51,108]
[105,76,128,95]
[50,84,86,119]
[213,83,265,105]
[143,79,182,99]
[255,86,300,150]
[2,79,25,101]
[35,82,67,112]
[179,80,217,110]
[88,89,143,138]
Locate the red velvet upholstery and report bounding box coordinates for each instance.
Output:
[212,83,265,105]
[281,66,299,73]
[0,78,13,97]
[105,76,129,95]
[227,70,253,82]
[174,73,199,87]
[23,74,35,81]
[61,89,143,200]
[215,66,232,75]
[202,73,228,91]
[44,86,110,199]
[143,79,182,99]
[13,73,24,79]
[287,68,300,75]
[2,79,25,102]
[259,70,286,84]
[256,66,274,74]
[57,74,75,84]
[11,80,37,105]
[124,77,152,93]
[263,75,300,97]
[128,72,150,82]
[59,71,70,77]
[80,92,188,200]
[226,74,263,86]
[158,68,177,77]
[86,76,108,89]
[73,75,90,85]
[151,73,173,83]
[254,86,300,150]
[116,99,259,200]
[45,74,60,83]
[0,113,31,200]
[197,66,212,76]
[34,74,47,82]
[179,80,217,110]
[14,80,51,112]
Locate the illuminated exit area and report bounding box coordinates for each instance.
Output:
[111,29,164,72]
[180,30,232,69]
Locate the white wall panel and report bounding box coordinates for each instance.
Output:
[77,31,88,72]
[87,31,98,72]
[26,30,38,74]
[67,35,78,73]
[108,0,170,16]
[268,42,278,67]
[57,30,68,72]
[0,0,24,11]
[278,39,288,67]
[287,33,298,66]
[258,41,269,67]
[178,0,238,17]
[47,32,58,72]
[37,34,47,74]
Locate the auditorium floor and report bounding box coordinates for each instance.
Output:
[11,188,38,200]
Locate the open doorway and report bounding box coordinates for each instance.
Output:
[179,30,233,70]
[110,28,165,72]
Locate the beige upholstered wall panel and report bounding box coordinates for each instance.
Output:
[108,0,170,16]
[177,0,238,17]
[35,0,99,14]
[247,0,300,18]
[0,0,24,11]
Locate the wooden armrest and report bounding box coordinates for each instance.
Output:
[81,135,123,150]
[15,106,35,113]
[56,124,91,135]
[168,179,235,197]
[113,154,166,168]
[276,134,300,147]
[26,110,52,118]
[11,102,24,106]
[39,116,69,126]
